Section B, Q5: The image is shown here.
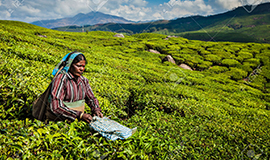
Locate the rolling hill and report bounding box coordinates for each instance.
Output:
[0,20,269,159]
[53,2,270,43]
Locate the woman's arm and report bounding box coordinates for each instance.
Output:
[50,74,82,120]
[84,78,102,113]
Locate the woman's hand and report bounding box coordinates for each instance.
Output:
[81,113,93,123]
[93,111,103,118]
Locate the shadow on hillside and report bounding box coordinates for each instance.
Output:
[123,90,185,120]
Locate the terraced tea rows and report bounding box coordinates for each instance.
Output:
[0,20,269,159]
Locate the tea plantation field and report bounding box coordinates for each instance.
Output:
[0,20,269,159]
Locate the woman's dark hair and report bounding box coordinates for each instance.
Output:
[72,54,87,64]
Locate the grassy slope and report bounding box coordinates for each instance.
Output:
[0,20,270,159]
[163,13,270,43]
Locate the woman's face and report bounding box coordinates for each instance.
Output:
[69,60,86,77]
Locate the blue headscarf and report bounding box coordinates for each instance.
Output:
[52,52,84,76]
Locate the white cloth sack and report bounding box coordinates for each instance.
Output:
[89,116,137,141]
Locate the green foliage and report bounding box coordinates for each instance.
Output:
[226,67,248,80]
[250,75,267,90]
[197,61,212,70]
[0,20,269,159]
[132,33,167,39]
[236,51,253,62]
[238,63,254,73]
[243,58,260,68]
[208,66,229,74]
[203,54,222,64]
[261,65,270,80]
[221,59,241,67]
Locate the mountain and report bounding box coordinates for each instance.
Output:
[53,2,270,43]
[31,11,134,28]
[159,2,270,43]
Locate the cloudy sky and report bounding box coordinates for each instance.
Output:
[0,0,269,23]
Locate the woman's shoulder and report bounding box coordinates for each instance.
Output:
[53,73,69,84]
[55,72,67,79]
[80,75,89,82]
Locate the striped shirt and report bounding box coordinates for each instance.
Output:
[50,72,101,120]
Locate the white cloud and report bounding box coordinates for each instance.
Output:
[0,0,215,23]
[106,0,214,21]
[0,0,270,23]
[20,5,40,15]
[211,0,270,10]
[214,0,242,10]
[240,0,266,6]
[157,0,214,20]
[129,0,148,7]
[0,10,10,19]
[108,4,152,21]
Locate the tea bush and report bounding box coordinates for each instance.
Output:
[221,59,241,67]
[236,51,253,61]
[208,66,229,74]
[225,67,248,80]
[196,61,212,70]
[0,20,269,159]
[203,54,222,64]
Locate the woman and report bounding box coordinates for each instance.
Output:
[47,51,103,123]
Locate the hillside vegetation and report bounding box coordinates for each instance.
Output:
[160,12,270,43]
[0,20,269,159]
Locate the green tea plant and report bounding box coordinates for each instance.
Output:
[0,20,269,159]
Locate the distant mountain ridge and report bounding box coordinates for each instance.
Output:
[53,2,270,43]
[31,12,134,28]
